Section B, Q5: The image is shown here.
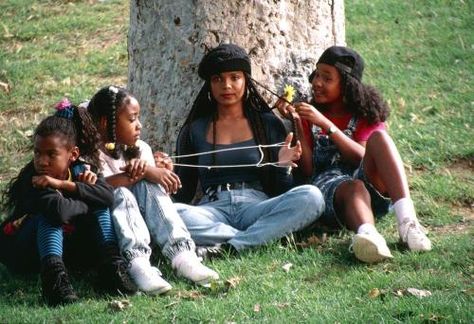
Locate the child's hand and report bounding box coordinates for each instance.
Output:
[278,132,301,168]
[294,102,327,126]
[32,175,63,190]
[155,168,182,194]
[154,152,173,171]
[120,159,147,181]
[77,170,98,185]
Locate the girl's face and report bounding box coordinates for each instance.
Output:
[210,71,246,107]
[311,63,343,105]
[115,96,142,146]
[33,134,79,180]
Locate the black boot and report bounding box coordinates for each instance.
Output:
[96,244,137,295]
[40,255,78,307]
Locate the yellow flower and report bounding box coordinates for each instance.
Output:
[283,84,296,103]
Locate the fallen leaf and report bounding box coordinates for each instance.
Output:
[0,81,10,93]
[108,299,132,312]
[282,263,293,272]
[176,290,202,299]
[398,97,406,110]
[253,304,261,312]
[61,77,71,86]
[1,23,13,38]
[225,276,241,289]
[393,289,404,297]
[406,288,432,298]
[368,288,380,299]
[164,301,179,308]
[275,302,290,309]
[462,287,474,295]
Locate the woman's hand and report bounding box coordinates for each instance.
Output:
[278,132,301,168]
[153,168,182,194]
[274,98,297,119]
[154,151,174,171]
[120,158,147,181]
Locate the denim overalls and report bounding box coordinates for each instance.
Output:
[311,117,390,226]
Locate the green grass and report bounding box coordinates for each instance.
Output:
[0,0,473,322]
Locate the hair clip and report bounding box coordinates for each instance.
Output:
[54,98,74,119]
[109,86,119,94]
[105,142,116,151]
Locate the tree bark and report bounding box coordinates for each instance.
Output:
[128,0,345,153]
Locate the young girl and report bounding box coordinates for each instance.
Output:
[87,86,218,293]
[0,100,136,306]
[277,46,432,263]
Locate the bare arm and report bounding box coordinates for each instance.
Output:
[294,102,365,166]
[105,158,181,194]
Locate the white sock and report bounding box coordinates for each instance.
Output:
[393,197,417,225]
[357,223,379,235]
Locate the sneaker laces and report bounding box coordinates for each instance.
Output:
[106,259,137,294]
[399,219,427,242]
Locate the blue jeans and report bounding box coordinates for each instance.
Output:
[175,185,325,251]
[111,180,195,261]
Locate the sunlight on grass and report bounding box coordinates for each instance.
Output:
[0,0,472,322]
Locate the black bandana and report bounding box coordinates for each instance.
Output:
[198,44,251,80]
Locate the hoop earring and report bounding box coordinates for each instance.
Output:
[208,91,213,102]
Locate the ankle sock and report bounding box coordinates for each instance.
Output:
[357,223,379,235]
[393,197,417,225]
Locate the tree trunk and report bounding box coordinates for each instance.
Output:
[128,0,345,153]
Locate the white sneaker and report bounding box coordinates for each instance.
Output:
[351,233,393,263]
[129,257,172,295]
[172,251,219,287]
[398,219,432,252]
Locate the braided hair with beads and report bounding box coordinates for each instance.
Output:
[87,86,141,161]
[178,43,279,195]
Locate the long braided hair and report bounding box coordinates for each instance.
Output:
[180,73,276,192]
[2,103,101,218]
[87,86,140,161]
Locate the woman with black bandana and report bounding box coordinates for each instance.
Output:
[171,44,325,255]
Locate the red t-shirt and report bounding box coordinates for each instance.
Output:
[301,113,386,147]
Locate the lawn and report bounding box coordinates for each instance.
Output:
[0,0,472,322]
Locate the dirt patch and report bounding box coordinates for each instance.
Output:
[444,157,474,176]
[431,205,474,235]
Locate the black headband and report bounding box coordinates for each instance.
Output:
[198,43,251,80]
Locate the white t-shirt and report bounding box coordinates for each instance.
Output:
[99,140,155,177]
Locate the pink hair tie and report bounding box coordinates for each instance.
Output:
[54,98,74,119]
[55,98,72,110]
